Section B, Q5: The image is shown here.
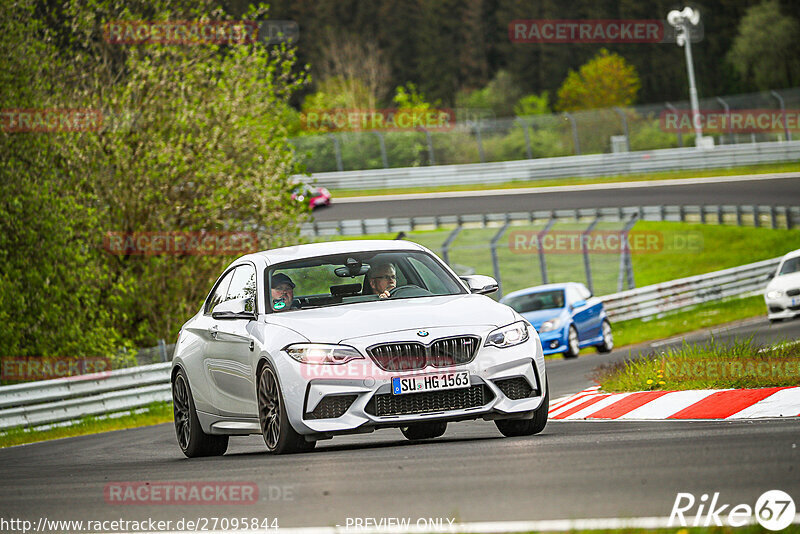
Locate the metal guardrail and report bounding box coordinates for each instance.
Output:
[302,204,800,237]
[0,363,170,431]
[300,140,800,191]
[601,257,779,322]
[0,256,784,432]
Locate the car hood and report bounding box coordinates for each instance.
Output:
[519,309,565,330]
[767,271,800,291]
[264,294,516,343]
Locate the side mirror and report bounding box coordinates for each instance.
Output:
[572,299,587,309]
[460,275,499,295]
[212,298,256,320]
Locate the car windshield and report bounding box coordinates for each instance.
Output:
[778,257,800,275]
[267,250,465,312]
[503,290,565,313]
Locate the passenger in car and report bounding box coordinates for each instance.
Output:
[367,262,397,299]
[270,273,296,311]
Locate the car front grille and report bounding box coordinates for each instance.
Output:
[304,394,357,420]
[367,336,480,371]
[365,384,492,416]
[786,288,800,297]
[494,377,535,400]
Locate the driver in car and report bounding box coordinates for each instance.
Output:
[271,273,296,311]
[368,262,397,299]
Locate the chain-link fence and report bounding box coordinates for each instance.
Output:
[290,88,800,174]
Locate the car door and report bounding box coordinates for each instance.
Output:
[577,283,603,339]
[203,263,259,417]
[567,285,593,343]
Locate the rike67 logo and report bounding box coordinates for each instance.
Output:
[669,490,796,531]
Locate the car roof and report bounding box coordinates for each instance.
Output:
[781,248,800,262]
[501,283,577,300]
[238,239,427,266]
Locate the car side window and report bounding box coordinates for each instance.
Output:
[407,257,448,294]
[205,269,236,314]
[226,264,257,312]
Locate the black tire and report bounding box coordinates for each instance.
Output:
[597,320,614,353]
[401,421,447,440]
[564,325,580,359]
[172,368,229,458]
[257,362,316,454]
[495,378,549,437]
[769,318,783,324]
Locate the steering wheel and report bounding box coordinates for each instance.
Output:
[387,284,432,298]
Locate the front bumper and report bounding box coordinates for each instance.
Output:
[277,327,547,436]
[538,328,568,355]
[765,294,800,320]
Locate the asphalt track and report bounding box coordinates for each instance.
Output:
[2,318,799,531]
[314,174,800,221]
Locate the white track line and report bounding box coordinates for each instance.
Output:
[333,171,800,203]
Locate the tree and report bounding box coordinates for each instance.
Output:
[1,0,310,354]
[556,49,641,112]
[727,0,800,90]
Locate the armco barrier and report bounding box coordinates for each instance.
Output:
[0,363,170,431]
[601,257,780,321]
[0,256,782,431]
[299,141,800,191]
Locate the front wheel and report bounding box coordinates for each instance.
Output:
[172,368,229,458]
[401,421,447,440]
[564,325,580,359]
[597,320,614,353]
[495,378,549,437]
[257,362,315,454]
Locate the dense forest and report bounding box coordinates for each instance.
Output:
[223,0,800,110]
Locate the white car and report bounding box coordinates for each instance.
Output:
[171,240,548,457]
[765,249,800,323]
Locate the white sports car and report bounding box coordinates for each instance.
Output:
[765,248,800,322]
[171,240,548,457]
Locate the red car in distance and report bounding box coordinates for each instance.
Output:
[292,183,331,210]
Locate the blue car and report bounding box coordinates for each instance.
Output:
[500,283,613,358]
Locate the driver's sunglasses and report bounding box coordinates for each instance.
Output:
[375,275,397,281]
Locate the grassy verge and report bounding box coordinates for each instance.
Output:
[595,336,800,392]
[611,295,767,348]
[329,162,799,197]
[0,401,172,448]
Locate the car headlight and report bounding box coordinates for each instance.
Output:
[284,343,364,364]
[766,290,783,300]
[485,321,530,348]
[538,317,562,333]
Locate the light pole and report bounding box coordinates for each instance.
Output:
[667,7,706,147]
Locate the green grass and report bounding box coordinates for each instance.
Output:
[595,337,800,392]
[611,295,768,349]
[330,162,799,197]
[0,402,173,448]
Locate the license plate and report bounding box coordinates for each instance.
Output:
[392,371,470,395]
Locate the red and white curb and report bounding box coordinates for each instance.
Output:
[549,385,800,420]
